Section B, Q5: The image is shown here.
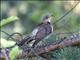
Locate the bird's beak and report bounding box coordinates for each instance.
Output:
[49,15,53,20]
[47,16,52,22]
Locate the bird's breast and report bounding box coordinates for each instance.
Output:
[45,24,53,35]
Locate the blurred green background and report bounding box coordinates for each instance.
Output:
[1,1,80,60]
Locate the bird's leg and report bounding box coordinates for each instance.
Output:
[21,40,40,58]
[29,45,40,58]
[32,40,40,48]
[29,41,40,58]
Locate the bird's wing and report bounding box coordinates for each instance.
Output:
[36,23,53,39]
[30,23,46,38]
[30,22,53,39]
[30,27,39,37]
[35,23,49,39]
[35,26,46,39]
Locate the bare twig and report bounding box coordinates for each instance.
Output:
[53,1,80,25]
[0,48,10,60]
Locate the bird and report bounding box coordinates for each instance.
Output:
[7,13,53,49]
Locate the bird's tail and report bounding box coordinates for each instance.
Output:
[17,36,32,46]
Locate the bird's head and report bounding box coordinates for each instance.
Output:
[43,14,53,23]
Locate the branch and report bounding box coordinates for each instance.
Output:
[17,35,80,59]
[0,48,10,60]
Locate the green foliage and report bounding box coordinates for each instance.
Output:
[1,1,80,60]
[0,16,21,60]
[57,47,80,60]
[9,46,21,60]
[1,38,15,48]
[0,16,19,28]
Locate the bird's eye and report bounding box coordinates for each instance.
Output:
[45,16,49,19]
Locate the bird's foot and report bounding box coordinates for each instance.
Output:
[30,47,40,58]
